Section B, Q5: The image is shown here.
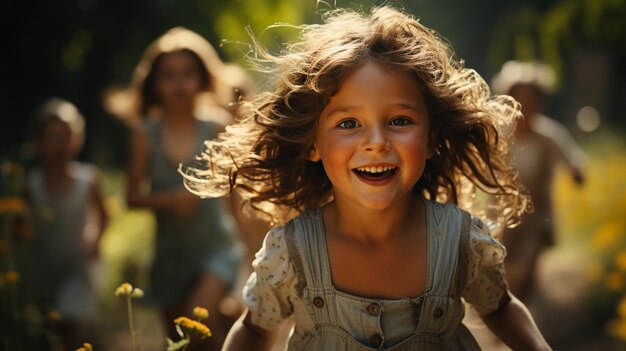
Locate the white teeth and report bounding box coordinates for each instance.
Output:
[356,166,395,173]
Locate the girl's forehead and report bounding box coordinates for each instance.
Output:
[335,58,424,90]
[155,50,203,70]
[40,118,72,136]
[319,59,430,121]
[158,50,195,65]
[334,60,425,101]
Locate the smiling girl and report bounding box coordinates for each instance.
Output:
[181,6,550,351]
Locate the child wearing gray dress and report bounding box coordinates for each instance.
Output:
[181,6,551,351]
[25,98,109,349]
[118,28,243,350]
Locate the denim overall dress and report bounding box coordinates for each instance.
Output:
[282,201,481,350]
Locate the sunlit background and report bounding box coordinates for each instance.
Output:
[1,0,625,350]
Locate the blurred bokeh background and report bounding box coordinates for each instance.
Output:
[1,0,625,350]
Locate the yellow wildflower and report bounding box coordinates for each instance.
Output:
[0,197,25,213]
[115,282,133,296]
[606,271,625,291]
[608,318,626,340]
[131,288,144,298]
[75,343,93,351]
[618,296,626,318]
[1,161,23,176]
[115,282,144,299]
[616,251,626,272]
[174,316,212,338]
[193,306,209,321]
[48,310,63,321]
[591,222,622,251]
[587,261,603,282]
[5,271,20,284]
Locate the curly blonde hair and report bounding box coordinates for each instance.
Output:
[181,6,528,230]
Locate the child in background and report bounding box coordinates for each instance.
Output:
[181,6,551,351]
[114,27,243,350]
[492,61,586,302]
[24,97,109,348]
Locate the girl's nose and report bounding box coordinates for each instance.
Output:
[363,126,390,152]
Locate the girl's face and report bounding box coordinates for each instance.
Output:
[37,119,73,163]
[310,59,432,211]
[154,51,204,111]
[509,83,542,125]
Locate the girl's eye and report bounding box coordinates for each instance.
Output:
[390,117,413,126]
[337,119,359,129]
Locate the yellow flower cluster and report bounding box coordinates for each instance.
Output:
[174,316,212,338]
[193,306,209,321]
[76,342,93,351]
[48,310,63,321]
[3,271,20,284]
[0,197,25,213]
[115,282,143,298]
[551,145,626,341]
[1,161,23,176]
[608,297,626,340]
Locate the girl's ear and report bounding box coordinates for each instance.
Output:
[309,145,321,162]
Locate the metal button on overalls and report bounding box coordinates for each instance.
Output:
[312,296,325,308]
[369,333,383,348]
[433,307,444,318]
[367,303,381,316]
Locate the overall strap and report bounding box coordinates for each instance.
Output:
[452,211,472,297]
[284,220,307,298]
[284,209,338,324]
[416,202,465,335]
[428,202,463,297]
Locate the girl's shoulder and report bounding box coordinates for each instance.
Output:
[68,162,98,183]
[139,118,160,140]
[423,199,466,226]
[423,199,490,231]
[423,198,463,213]
[195,117,229,140]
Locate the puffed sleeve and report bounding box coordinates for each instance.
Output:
[462,217,508,315]
[242,226,298,330]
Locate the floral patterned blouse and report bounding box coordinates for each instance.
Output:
[243,209,507,331]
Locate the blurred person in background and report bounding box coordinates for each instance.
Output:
[23,97,109,349]
[106,27,243,350]
[219,62,272,264]
[492,60,586,303]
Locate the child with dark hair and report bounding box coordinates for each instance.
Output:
[112,27,243,350]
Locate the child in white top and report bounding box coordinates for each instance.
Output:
[181,6,551,350]
[25,98,109,349]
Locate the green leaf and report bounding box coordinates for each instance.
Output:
[166,337,190,351]
[176,324,185,338]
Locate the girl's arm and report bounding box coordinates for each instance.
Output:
[126,126,197,214]
[86,173,109,259]
[481,292,551,351]
[223,309,278,351]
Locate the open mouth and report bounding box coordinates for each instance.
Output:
[353,166,397,181]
